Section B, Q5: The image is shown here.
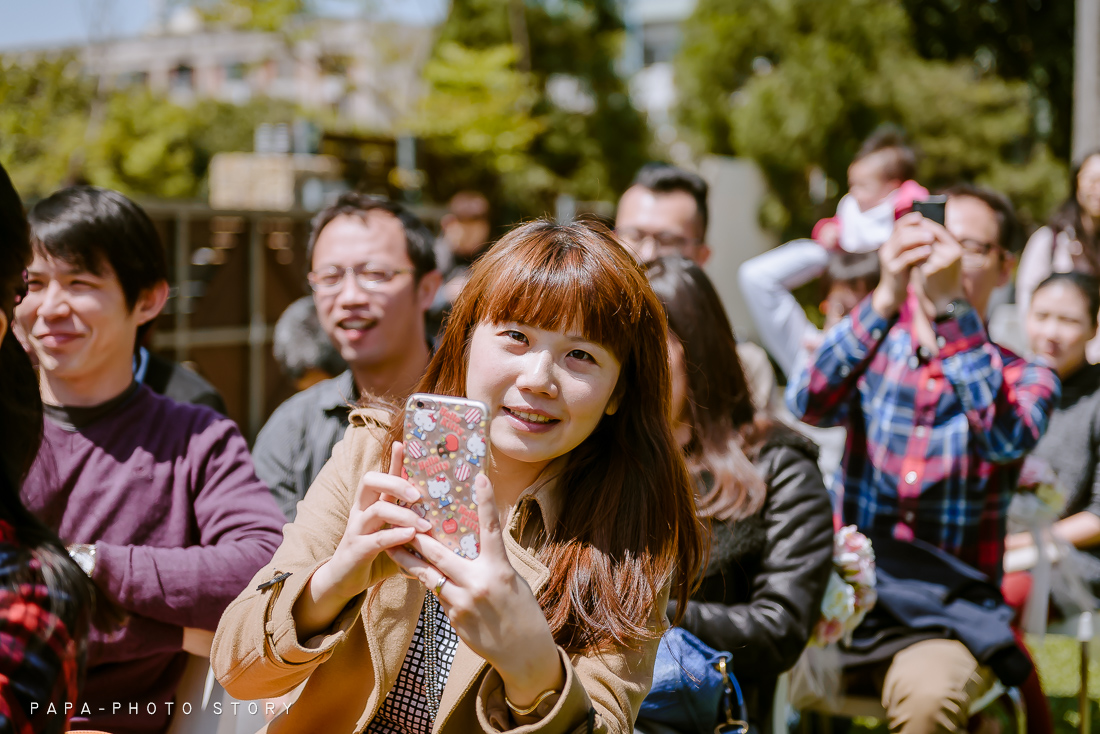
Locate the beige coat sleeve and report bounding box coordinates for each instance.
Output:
[211,414,397,700]
[474,584,671,734]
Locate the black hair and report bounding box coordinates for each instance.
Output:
[853,126,918,182]
[1032,272,1100,327]
[825,251,881,292]
[28,186,168,346]
[1048,150,1100,275]
[630,163,710,238]
[306,193,436,279]
[0,163,97,668]
[273,296,347,380]
[941,183,1026,255]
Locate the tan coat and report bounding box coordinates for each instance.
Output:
[211,409,668,733]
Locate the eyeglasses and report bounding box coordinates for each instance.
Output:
[958,239,1001,269]
[307,264,414,293]
[615,227,701,255]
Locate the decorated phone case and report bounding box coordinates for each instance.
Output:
[402,393,489,560]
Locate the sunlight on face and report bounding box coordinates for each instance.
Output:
[16,254,140,385]
[1027,281,1096,378]
[465,321,622,480]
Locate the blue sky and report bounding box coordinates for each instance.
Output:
[0,0,449,51]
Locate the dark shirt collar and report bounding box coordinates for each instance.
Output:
[42,381,141,431]
[1058,362,1100,404]
[319,370,359,414]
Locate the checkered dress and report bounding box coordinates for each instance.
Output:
[365,594,459,734]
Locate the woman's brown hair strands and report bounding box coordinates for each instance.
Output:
[646,257,771,523]
[383,220,704,654]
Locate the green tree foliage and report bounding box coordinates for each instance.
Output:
[901,0,1073,161]
[676,0,1066,239]
[416,0,649,220]
[0,55,96,198]
[195,0,312,32]
[0,54,302,201]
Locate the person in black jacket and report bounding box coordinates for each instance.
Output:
[645,257,835,733]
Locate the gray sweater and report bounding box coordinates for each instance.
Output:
[1030,363,1100,584]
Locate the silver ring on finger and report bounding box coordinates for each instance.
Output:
[433,574,448,596]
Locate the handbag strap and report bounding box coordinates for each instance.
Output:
[715,655,749,734]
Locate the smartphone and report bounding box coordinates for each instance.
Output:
[402,393,489,559]
[912,196,947,226]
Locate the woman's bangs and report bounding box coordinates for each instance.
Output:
[477,238,638,360]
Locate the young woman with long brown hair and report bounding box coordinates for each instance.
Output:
[212,219,704,733]
[643,257,834,734]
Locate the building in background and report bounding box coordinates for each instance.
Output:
[13,5,434,133]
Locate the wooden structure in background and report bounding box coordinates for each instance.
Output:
[141,202,316,441]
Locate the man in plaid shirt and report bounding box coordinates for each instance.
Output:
[787,184,1059,732]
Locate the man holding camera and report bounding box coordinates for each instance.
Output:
[788,185,1059,732]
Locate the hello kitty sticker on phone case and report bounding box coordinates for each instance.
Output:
[403,393,489,559]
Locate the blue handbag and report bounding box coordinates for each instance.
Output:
[638,627,750,734]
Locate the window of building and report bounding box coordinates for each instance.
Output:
[171,64,195,90]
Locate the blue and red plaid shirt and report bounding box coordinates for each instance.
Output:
[0,518,79,734]
[786,294,1060,579]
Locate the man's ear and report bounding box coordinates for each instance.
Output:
[694,243,712,267]
[417,269,444,310]
[134,280,170,326]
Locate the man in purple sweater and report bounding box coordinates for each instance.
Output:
[15,186,286,734]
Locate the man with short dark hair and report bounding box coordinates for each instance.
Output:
[615,162,711,264]
[16,186,286,734]
[616,163,781,411]
[787,185,1059,731]
[253,193,442,520]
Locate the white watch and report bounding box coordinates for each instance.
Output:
[68,544,96,577]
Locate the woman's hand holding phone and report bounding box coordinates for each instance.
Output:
[294,443,432,639]
[386,474,565,711]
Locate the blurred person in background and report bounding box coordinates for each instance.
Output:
[788,185,1057,733]
[252,193,441,520]
[738,248,880,489]
[135,341,228,415]
[427,190,492,338]
[17,186,286,734]
[0,163,97,734]
[273,295,347,392]
[811,128,928,253]
[1006,272,1100,590]
[1016,151,1100,361]
[643,257,833,734]
[616,163,775,411]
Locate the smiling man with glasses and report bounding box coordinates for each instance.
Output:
[253,193,441,520]
[614,163,711,265]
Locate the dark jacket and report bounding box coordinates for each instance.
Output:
[841,534,1032,686]
[142,351,228,415]
[674,426,834,731]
